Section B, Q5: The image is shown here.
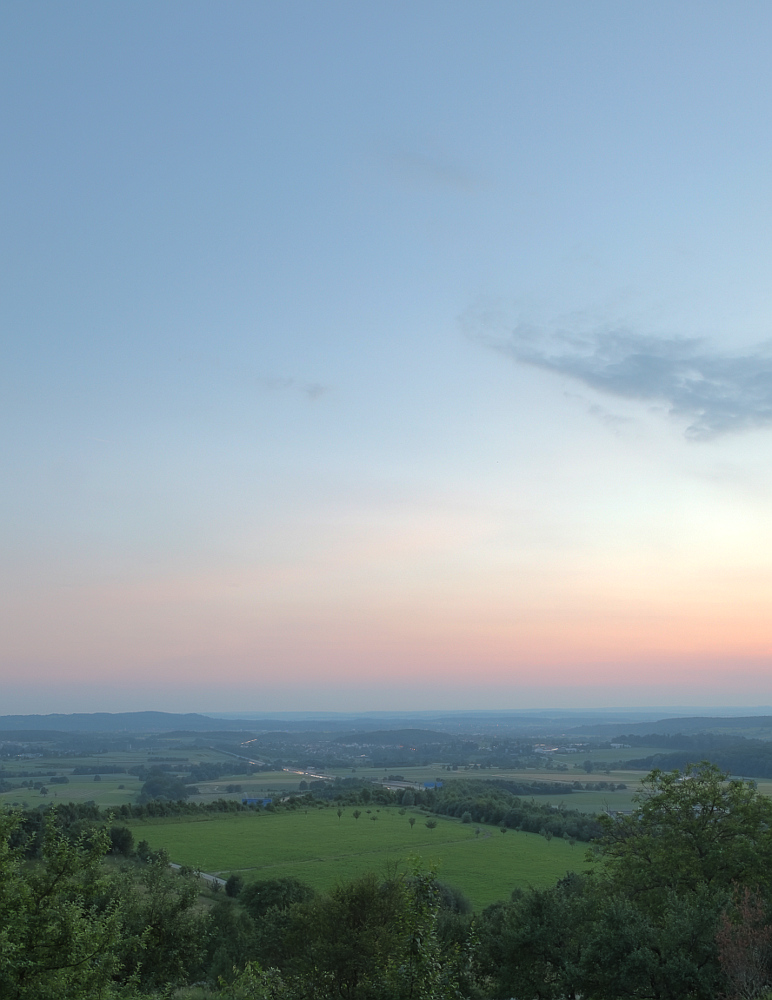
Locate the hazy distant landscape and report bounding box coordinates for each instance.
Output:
[6,708,772,997]
[7,706,772,899]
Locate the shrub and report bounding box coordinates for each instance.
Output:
[225,874,244,898]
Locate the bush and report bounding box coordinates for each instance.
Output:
[109,825,134,857]
[461,811,472,823]
[225,874,244,897]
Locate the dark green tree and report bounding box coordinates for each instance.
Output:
[116,854,210,990]
[108,825,134,857]
[594,762,772,907]
[225,874,244,898]
[0,812,123,1000]
[240,877,314,921]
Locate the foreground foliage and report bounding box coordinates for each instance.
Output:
[474,762,772,999]
[6,762,772,998]
[0,813,122,999]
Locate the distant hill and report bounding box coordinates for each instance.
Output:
[5,710,772,739]
[571,716,772,740]
[0,712,261,733]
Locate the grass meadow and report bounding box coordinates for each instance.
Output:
[127,805,586,910]
[5,744,765,909]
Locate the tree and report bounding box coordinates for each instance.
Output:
[206,902,260,989]
[225,874,244,898]
[108,825,134,857]
[138,768,194,803]
[336,808,342,821]
[477,874,597,1000]
[240,878,314,921]
[0,811,123,1000]
[595,763,772,908]
[235,867,474,1000]
[352,810,361,821]
[426,819,438,830]
[409,817,416,830]
[116,854,210,990]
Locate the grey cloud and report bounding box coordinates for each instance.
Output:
[257,377,330,400]
[585,402,633,432]
[380,140,477,192]
[393,151,475,190]
[497,326,772,440]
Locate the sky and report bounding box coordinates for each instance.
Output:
[3,1,772,714]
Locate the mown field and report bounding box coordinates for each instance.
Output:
[0,744,698,814]
[0,740,312,810]
[127,804,585,910]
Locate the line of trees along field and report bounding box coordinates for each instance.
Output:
[608,731,772,777]
[5,762,772,999]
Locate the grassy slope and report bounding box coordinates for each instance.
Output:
[128,805,584,910]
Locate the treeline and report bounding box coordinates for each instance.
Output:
[128,760,259,781]
[429,779,603,842]
[0,776,68,794]
[7,798,268,858]
[615,731,756,750]
[486,776,626,795]
[615,735,772,778]
[73,764,127,774]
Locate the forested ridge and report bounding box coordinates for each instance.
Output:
[4,763,772,998]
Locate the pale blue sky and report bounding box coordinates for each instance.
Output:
[3,2,772,713]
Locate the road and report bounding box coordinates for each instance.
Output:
[169,862,226,888]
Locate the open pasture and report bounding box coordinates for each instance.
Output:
[0,743,305,810]
[128,805,585,910]
[189,770,307,802]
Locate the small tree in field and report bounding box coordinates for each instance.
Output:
[225,874,243,898]
[353,810,361,821]
[425,819,437,830]
[409,817,416,830]
[337,808,343,821]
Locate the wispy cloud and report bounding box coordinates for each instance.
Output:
[491,325,772,440]
[257,377,330,401]
[390,149,476,191]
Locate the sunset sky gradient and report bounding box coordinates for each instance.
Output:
[3,1,772,713]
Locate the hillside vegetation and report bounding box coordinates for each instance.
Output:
[5,763,772,998]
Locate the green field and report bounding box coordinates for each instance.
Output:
[5,744,763,910]
[0,747,692,814]
[128,805,585,910]
[0,748,309,811]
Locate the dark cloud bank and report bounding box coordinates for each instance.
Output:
[498,327,772,440]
